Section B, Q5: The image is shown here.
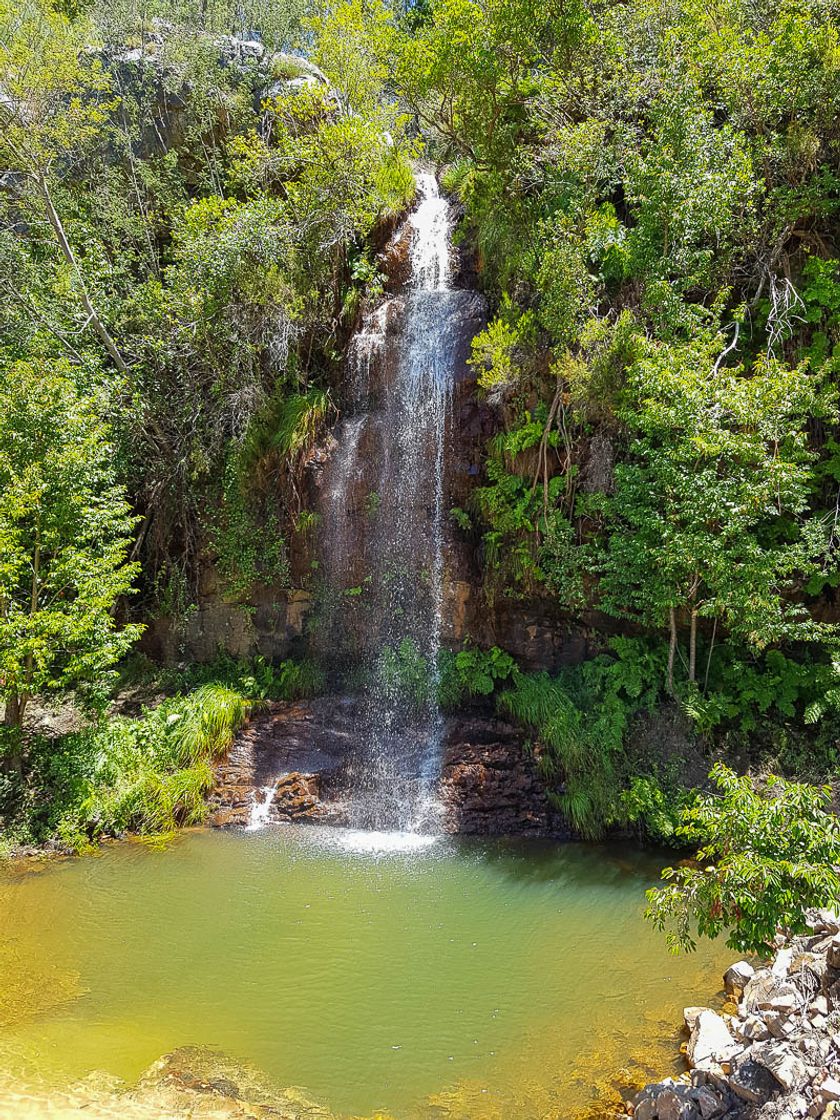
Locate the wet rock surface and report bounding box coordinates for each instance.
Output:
[628,910,840,1120]
[208,698,353,828]
[209,698,568,837]
[438,714,572,836]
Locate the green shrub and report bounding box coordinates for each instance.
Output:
[375,639,435,708]
[499,638,664,838]
[50,685,250,850]
[158,654,326,702]
[438,645,517,709]
[646,764,840,954]
[620,776,695,846]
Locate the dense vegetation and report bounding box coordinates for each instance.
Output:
[646,762,840,954]
[386,0,840,843]
[1,0,840,944]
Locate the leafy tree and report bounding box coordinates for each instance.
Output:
[646,763,840,954]
[0,0,127,370]
[598,330,828,692]
[0,359,141,757]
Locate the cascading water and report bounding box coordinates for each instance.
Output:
[246,784,278,831]
[321,172,466,833]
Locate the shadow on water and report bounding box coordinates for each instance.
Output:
[437,832,671,892]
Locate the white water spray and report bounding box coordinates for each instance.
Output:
[247,784,278,831]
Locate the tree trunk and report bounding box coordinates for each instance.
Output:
[36,174,129,374]
[703,617,718,694]
[1,697,23,779]
[667,608,677,694]
[4,694,22,728]
[689,609,698,684]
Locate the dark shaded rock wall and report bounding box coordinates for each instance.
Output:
[209,698,570,837]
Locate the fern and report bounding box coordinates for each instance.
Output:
[273,389,330,460]
[499,640,665,838]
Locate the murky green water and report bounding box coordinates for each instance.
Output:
[0,827,730,1118]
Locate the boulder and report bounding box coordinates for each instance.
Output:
[787,1093,812,1118]
[656,1087,700,1120]
[687,1012,743,1072]
[744,970,780,1012]
[753,1042,813,1091]
[774,948,795,978]
[634,1097,656,1120]
[802,955,829,989]
[765,1011,797,1040]
[725,961,756,995]
[826,934,840,971]
[808,910,840,936]
[816,1077,840,1104]
[729,1058,779,1105]
[769,991,799,1014]
[688,1085,728,1119]
[736,1015,771,1043]
[685,1007,712,1032]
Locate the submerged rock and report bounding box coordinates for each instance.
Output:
[134,1045,335,1117]
[0,1045,339,1118]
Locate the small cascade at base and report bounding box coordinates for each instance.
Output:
[246,784,278,831]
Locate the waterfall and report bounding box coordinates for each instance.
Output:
[321,172,464,833]
[246,784,278,831]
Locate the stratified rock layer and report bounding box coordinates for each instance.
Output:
[209,698,569,836]
[439,714,571,836]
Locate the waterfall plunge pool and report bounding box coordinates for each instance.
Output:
[0,826,731,1118]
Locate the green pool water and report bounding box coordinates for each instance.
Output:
[0,826,730,1118]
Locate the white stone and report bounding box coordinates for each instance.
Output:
[818,1078,840,1103]
[769,991,799,1013]
[687,1011,742,1071]
[725,961,756,994]
[774,948,795,978]
[737,1015,771,1042]
[812,909,840,935]
[754,1042,812,1091]
[685,1006,711,1032]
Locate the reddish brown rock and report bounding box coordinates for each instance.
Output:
[438,714,572,838]
[272,772,323,820]
[209,698,570,839]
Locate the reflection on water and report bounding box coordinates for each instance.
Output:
[0,827,730,1118]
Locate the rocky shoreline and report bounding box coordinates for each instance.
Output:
[628,910,840,1120]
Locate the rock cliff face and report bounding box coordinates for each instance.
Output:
[208,698,570,837]
[141,181,611,674]
[629,910,840,1120]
